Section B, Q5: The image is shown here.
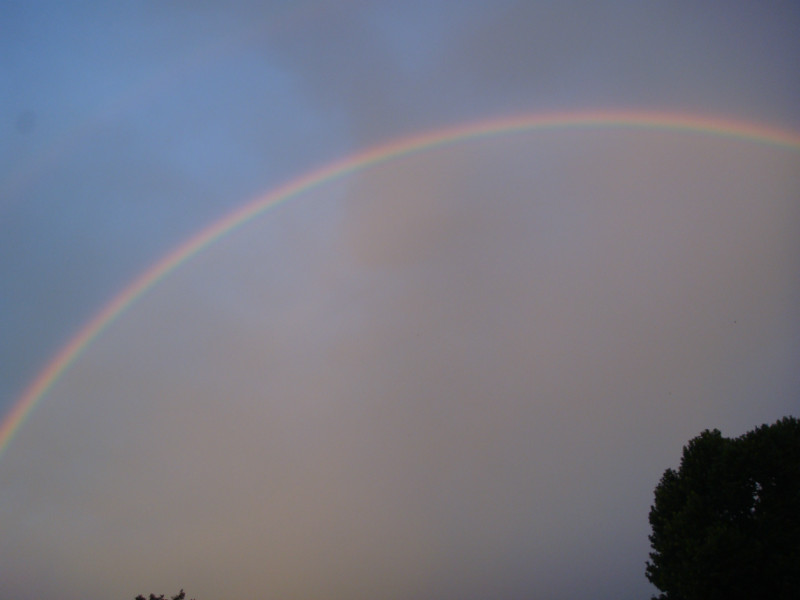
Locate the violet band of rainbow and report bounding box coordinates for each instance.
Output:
[2,109,799,460]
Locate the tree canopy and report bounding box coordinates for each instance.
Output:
[646,416,800,600]
[135,590,193,600]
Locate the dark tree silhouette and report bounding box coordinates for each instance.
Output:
[135,589,194,600]
[646,416,800,600]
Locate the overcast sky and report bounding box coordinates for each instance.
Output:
[1,2,799,599]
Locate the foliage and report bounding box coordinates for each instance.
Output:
[646,416,800,600]
[135,590,194,600]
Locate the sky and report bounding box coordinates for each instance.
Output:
[1,2,799,599]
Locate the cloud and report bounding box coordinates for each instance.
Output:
[2,128,797,599]
[2,3,799,599]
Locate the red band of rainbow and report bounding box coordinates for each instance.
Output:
[2,109,799,460]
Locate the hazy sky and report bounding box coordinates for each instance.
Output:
[1,2,799,599]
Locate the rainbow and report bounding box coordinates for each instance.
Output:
[2,109,799,460]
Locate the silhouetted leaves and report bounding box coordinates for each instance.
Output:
[134,589,193,600]
[646,416,800,600]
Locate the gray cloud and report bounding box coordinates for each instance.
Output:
[2,2,799,599]
[2,128,797,599]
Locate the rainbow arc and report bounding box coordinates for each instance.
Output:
[2,109,799,460]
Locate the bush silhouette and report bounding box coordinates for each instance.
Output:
[135,589,194,600]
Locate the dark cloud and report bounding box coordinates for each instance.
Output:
[3,129,798,599]
[1,3,799,599]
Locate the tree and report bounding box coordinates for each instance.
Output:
[646,416,800,600]
[135,590,194,600]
